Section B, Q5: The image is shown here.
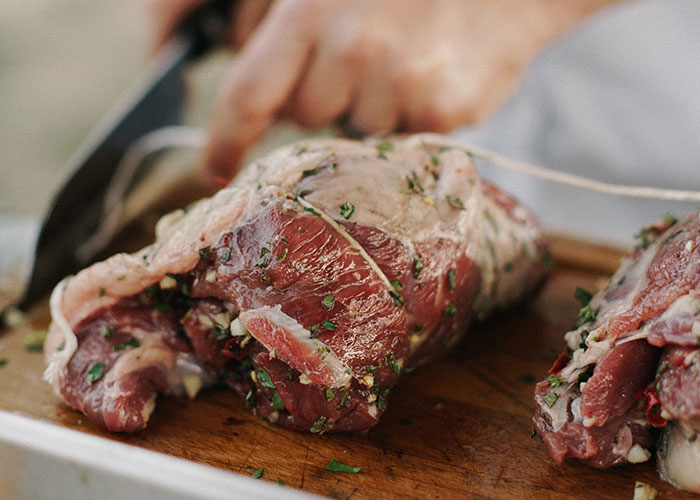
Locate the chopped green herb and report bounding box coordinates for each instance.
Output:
[579,330,590,350]
[252,468,264,479]
[325,459,361,474]
[413,254,423,278]
[504,262,514,272]
[325,388,336,402]
[377,141,394,153]
[574,287,593,306]
[23,330,46,352]
[577,365,594,384]
[304,206,321,216]
[367,361,382,373]
[255,247,271,270]
[310,415,328,434]
[293,144,307,156]
[447,268,456,292]
[213,325,229,340]
[309,323,321,339]
[542,392,559,408]
[303,167,320,176]
[318,346,330,360]
[0,359,7,367]
[281,235,289,244]
[219,247,232,263]
[198,246,211,261]
[322,319,336,330]
[577,305,598,327]
[446,195,465,210]
[155,302,172,314]
[690,434,698,443]
[390,291,405,307]
[99,287,106,297]
[277,479,284,486]
[444,304,457,316]
[541,250,556,270]
[438,145,453,153]
[277,248,288,263]
[99,325,114,337]
[257,369,276,389]
[428,151,439,166]
[271,391,285,411]
[391,280,403,292]
[405,171,424,194]
[485,210,499,233]
[339,202,355,220]
[337,388,350,409]
[114,338,140,351]
[547,375,567,388]
[321,295,335,309]
[86,363,105,385]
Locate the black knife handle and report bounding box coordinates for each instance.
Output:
[179,0,234,59]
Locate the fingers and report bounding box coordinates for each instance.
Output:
[204,1,317,183]
[230,0,274,49]
[347,41,401,133]
[148,0,209,52]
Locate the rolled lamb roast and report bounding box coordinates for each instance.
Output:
[44,134,549,433]
[534,212,700,492]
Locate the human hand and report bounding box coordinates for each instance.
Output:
[150,0,617,184]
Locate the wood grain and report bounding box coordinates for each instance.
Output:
[0,244,694,499]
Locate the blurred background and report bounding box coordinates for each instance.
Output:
[1,0,149,216]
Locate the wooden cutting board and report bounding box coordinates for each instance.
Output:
[0,237,695,499]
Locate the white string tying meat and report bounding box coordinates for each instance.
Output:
[463,144,700,203]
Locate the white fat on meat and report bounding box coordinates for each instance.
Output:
[657,421,700,493]
[239,305,352,389]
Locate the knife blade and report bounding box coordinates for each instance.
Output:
[19,0,231,308]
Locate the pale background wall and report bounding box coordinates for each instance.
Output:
[0,0,153,216]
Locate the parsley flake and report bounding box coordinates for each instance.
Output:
[542,392,559,408]
[322,319,337,330]
[325,459,361,474]
[86,363,105,385]
[547,375,567,388]
[198,246,211,261]
[310,323,321,339]
[321,295,335,309]
[446,195,465,210]
[339,202,355,220]
[114,338,140,351]
[304,206,321,216]
[252,468,264,479]
[447,268,456,292]
[574,287,593,306]
[413,254,423,278]
[444,304,457,316]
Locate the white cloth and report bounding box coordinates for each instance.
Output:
[452,0,700,248]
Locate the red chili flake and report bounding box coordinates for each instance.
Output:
[214,176,228,187]
[638,387,667,428]
[223,338,243,360]
[548,352,570,374]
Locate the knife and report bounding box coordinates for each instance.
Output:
[17,0,232,310]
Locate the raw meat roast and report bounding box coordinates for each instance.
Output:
[534,212,700,492]
[45,134,548,434]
